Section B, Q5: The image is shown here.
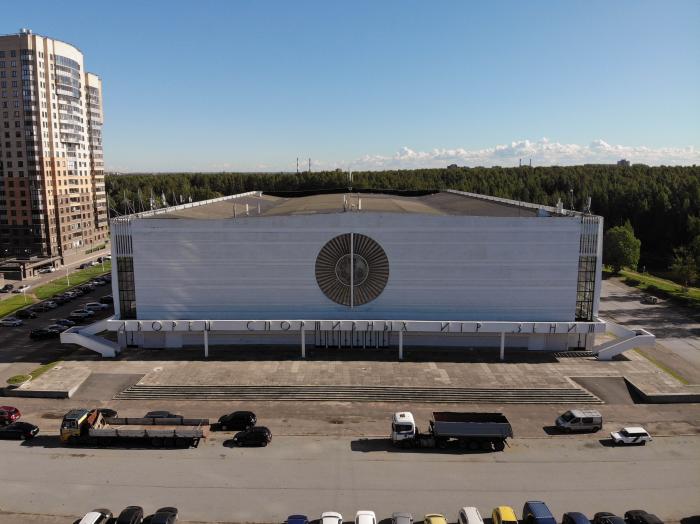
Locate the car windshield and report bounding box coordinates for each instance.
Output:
[561,411,574,421]
[394,423,413,432]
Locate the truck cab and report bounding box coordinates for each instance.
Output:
[391,412,416,444]
[60,408,93,443]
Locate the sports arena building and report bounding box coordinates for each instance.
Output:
[63,189,654,359]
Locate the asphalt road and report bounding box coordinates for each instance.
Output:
[0,435,697,524]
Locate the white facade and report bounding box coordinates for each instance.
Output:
[107,191,605,355]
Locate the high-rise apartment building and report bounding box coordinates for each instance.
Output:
[0,29,107,263]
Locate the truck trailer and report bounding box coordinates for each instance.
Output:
[391,411,513,451]
[60,409,209,448]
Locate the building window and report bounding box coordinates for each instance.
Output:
[116,257,136,319]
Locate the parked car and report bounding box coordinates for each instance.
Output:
[356,512,377,524]
[322,512,344,524]
[37,266,56,274]
[522,502,556,524]
[30,328,61,340]
[0,406,21,424]
[84,302,109,311]
[55,318,76,328]
[32,303,53,312]
[610,426,652,445]
[287,515,309,524]
[15,309,37,319]
[624,510,663,524]
[0,317,23,327]
[0,421,39,440]
[562,513,591,524]
[458,507,484,524]
[116,505,144,524]
[92,278,108,286]
[144,411,182,419]
[218,410,256,430]
[77,509,113,524]
[425,515,447,524]
[12,284,30,293]
[0,283,14,292]
[641,295,658,305]
[45,324,69,333]
[492,507,518,524]
[99,294,113,304]
[44,300,58,309]
[151,507,178,524]
[70,309,95,318]
[52,295,70,305]
[556,410,603,432]
[232,426,272,447]
[593,513,626,524]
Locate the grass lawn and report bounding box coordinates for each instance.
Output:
[33,262,111,300]
[0,294,38,318]
[615,268,700,309]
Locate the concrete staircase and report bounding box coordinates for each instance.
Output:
[595,321,655,361]
[60,317,120,358]
[115,384,602,404]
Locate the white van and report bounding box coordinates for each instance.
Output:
[555,409,602,432]
[459,507,485,524]
[78,509,112,524]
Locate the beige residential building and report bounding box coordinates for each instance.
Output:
[0,28,108,268]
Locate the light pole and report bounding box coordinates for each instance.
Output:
[65,265,70,287]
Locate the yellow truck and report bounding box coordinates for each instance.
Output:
[60,409,209,448]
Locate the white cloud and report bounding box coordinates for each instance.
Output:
[337,138,700,170]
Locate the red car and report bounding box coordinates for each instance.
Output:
[0,406,21,425]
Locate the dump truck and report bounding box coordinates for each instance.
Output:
[391,411,513,451]
[60,409,209,448]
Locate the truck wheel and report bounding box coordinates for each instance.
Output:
[468,441,479,451]
[593,426,601,432]
[151,438,163,448]
[481,441,492,451]
[494,440,505,452]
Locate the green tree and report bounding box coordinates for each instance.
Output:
[670,246,698,290]
[604,224,641,273]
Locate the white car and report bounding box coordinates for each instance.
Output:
[0,317,23,327]
[322,512,344,524]
[84,302,108,311]
[38,267,56,274]
[78,509,112,524]
[356,511,377,524]
[12,285,30,293]
[610,426,652,445]
[458,507,484,524]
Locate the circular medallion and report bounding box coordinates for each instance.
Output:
[315,233,389,306]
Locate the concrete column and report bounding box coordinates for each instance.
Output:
[500,332,505,361]
[301,328,306,359]
[398,331,404,361]
[203,330,209,358]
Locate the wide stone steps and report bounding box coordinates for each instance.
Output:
[115,385,602,404]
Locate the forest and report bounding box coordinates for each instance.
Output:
[106,164,700,270]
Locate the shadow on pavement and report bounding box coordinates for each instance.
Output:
[20,435,188,450]
[350,437,496,454]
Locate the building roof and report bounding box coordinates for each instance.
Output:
[142,190,557,220]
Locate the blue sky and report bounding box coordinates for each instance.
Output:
[8,1,700,171]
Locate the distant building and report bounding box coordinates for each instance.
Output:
[617,159,631,167]
[0,29,108,265]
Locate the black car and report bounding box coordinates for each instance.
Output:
[218,410,256,431]
[29,328,60,340]
[151,507,178,524]
[15,308,37,319]
[52,295,70,305]
[0,421,39,440]
[116,505,144,524]
[625,511,663,524]
[1,284,14,293]
[144,411,182,419]
[99,294,113,304]
[232,426,271,447]
[594,513,626,524]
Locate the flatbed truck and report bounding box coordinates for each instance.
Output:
[60,409,209,448]
[391,411,513,451]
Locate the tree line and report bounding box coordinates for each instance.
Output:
[106,164,700,273]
